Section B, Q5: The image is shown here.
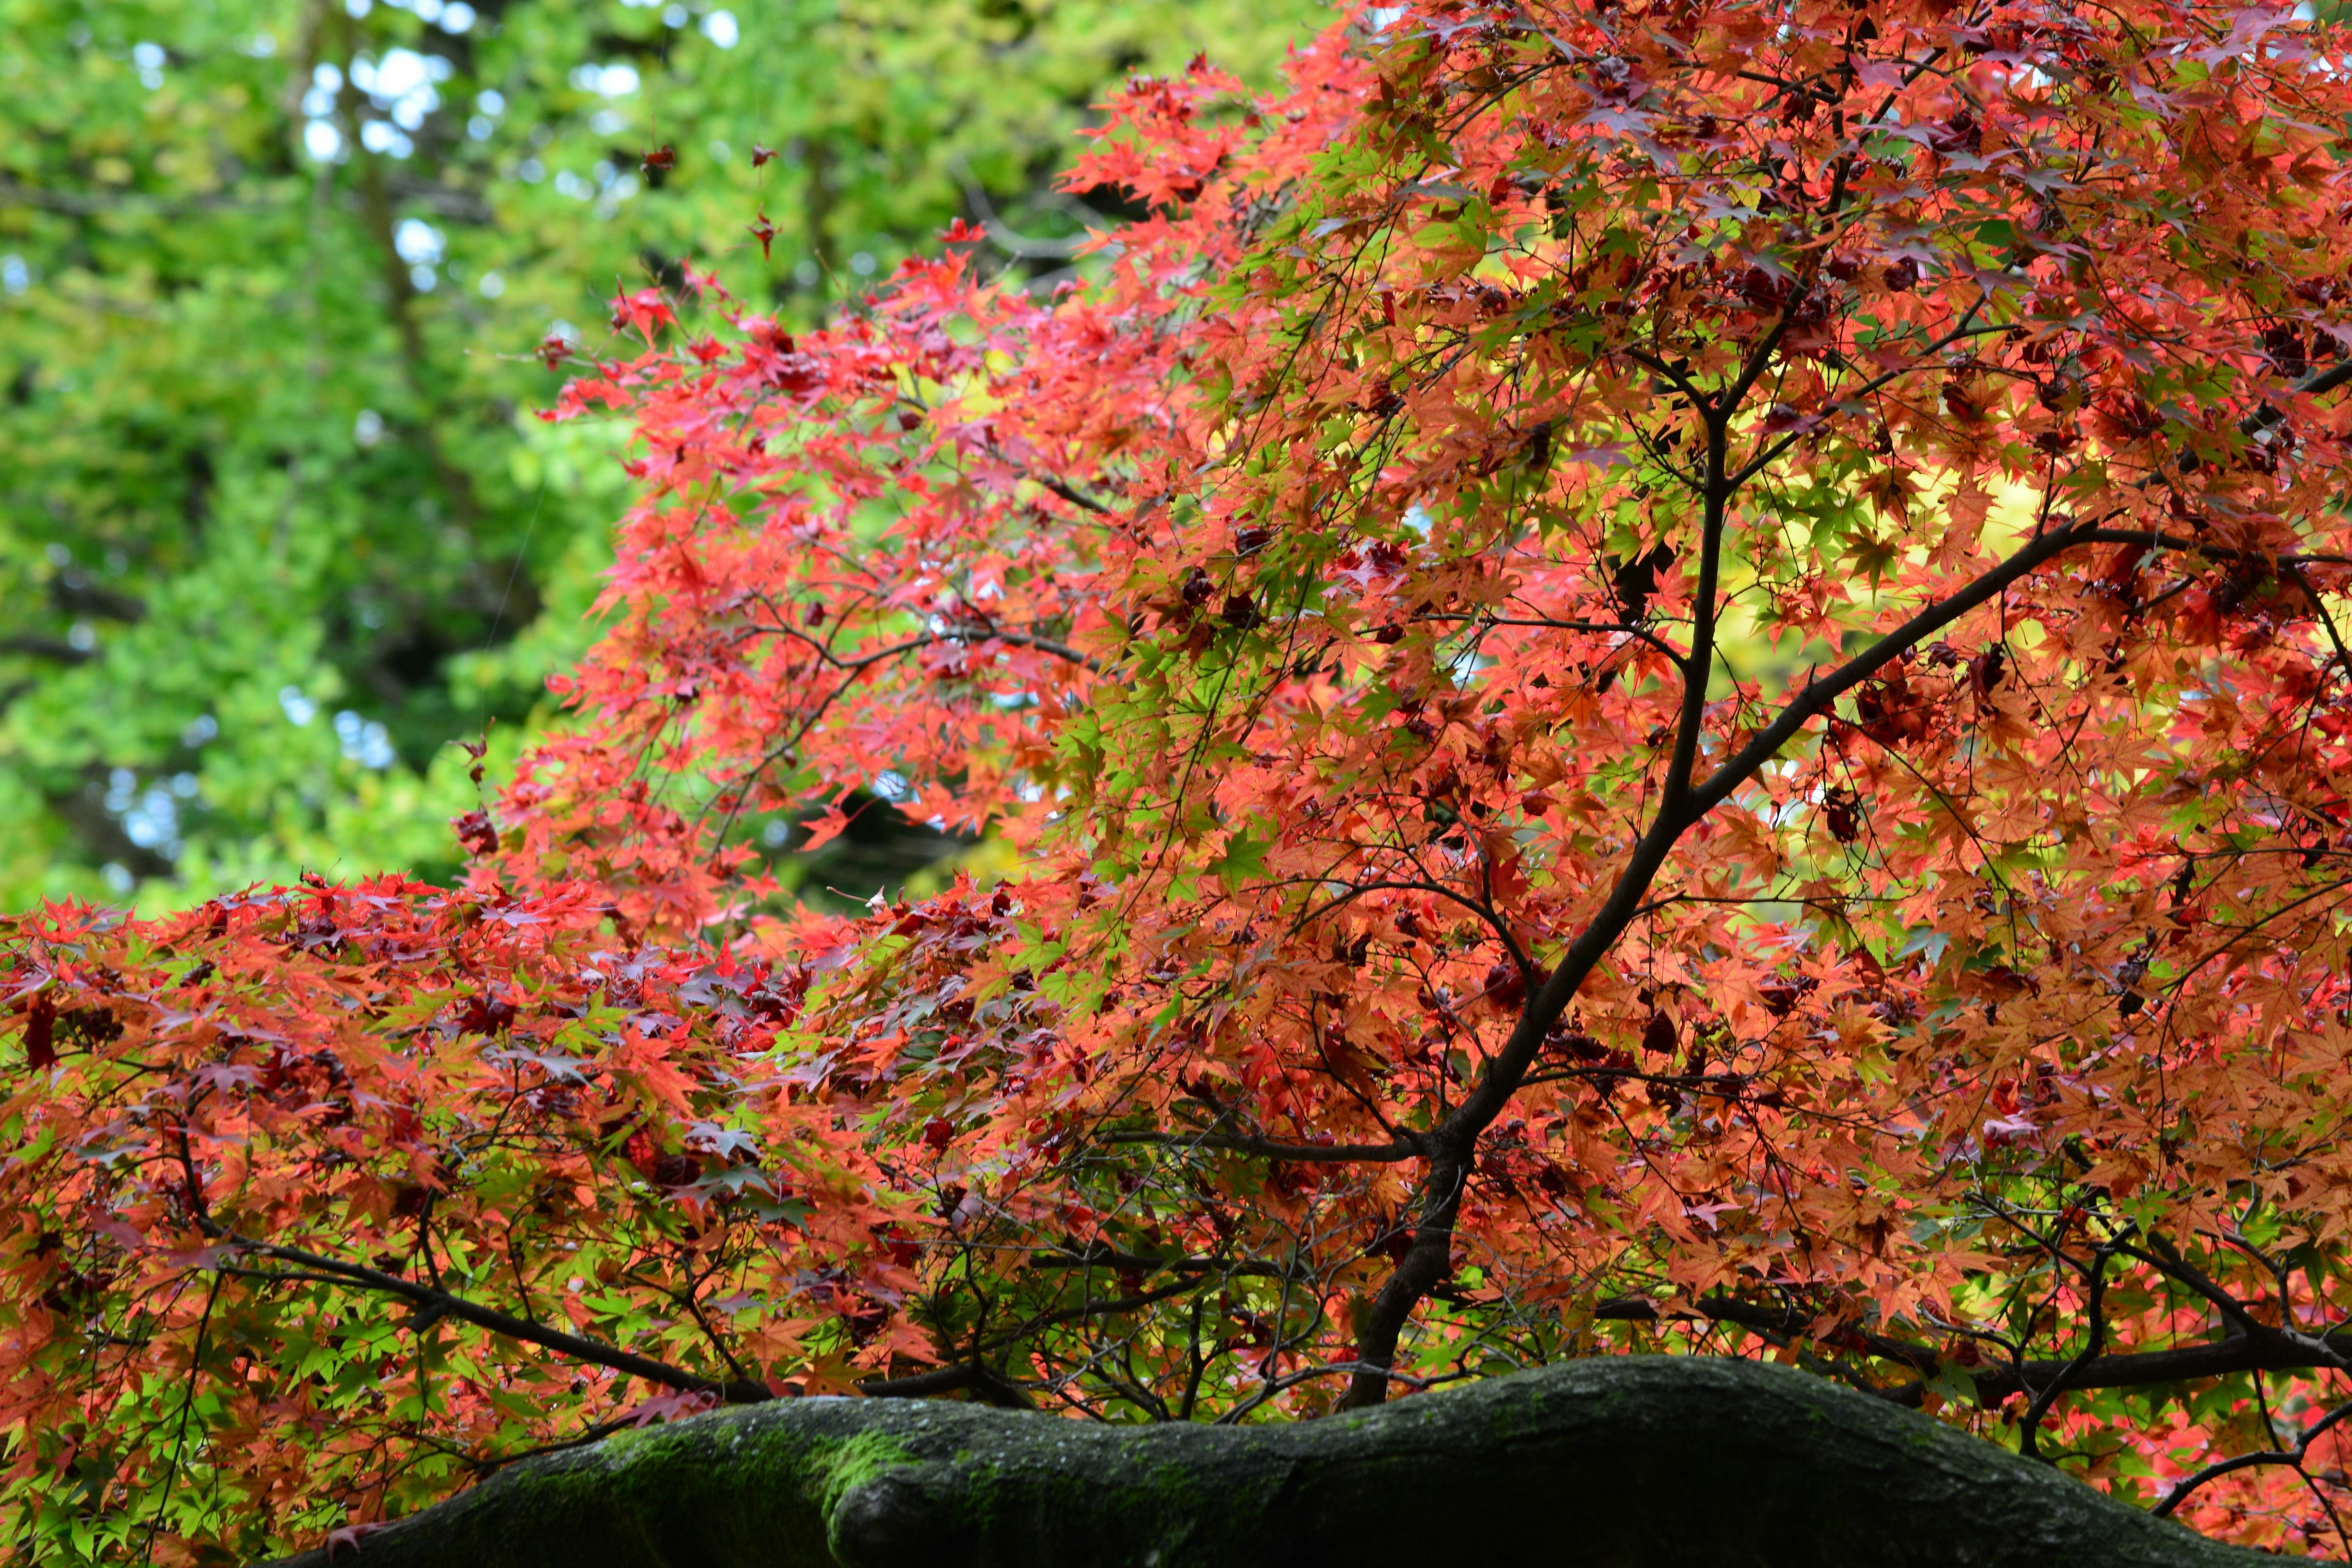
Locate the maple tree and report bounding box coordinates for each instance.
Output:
[15,0,2352,1558]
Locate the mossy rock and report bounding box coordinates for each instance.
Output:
[269,1355,2277,1567]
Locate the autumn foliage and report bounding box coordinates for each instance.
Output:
[17,0,2352,1557]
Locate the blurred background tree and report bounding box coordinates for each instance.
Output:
[0,0,1324,908]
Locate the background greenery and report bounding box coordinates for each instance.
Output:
[0,0,1325,909]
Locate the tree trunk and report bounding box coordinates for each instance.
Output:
[270,1357,2275,1567]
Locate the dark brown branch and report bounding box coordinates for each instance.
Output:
[972,1276,1209,1357]
[2244,355,2352,435]
[1596,1295,1942,1377]
[1599,1292,2352,1407]
[858,1360,1035,1408]
[1097,1128,1423,1162]
[1027,1244,1293,1280]
[2154,1387,2352,1518]
[2018,1230,2129,1461]
[2078,528,2352,571]
[214,1231,767,1404]
[0,633,97,665]
[1414,611,1688,669]
[1036,474,1114,516]
[767,625,1100,677]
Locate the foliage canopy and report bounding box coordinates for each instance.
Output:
[16,0,2352,1559]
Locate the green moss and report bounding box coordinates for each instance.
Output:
[813,1431,919,1534]
[820,1430,918,1492]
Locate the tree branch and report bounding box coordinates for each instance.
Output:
[1599,1292,2352,1408]
[858,1360,1035,1408]
[1096,1128,1424,1162]
[214,1231,767,1404]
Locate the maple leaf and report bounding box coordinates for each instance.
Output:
[1859,466,1917,520]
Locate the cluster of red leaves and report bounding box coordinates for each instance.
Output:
[18,0,2352,1557]
[0,884,924,1556]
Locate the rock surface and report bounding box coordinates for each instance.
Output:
[269,1356,2276,1567]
